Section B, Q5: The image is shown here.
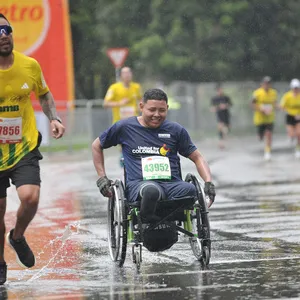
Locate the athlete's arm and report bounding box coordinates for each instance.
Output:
[39,91,65,139]
[104,98,129,108]
[210,98,217,112]
[251,98,264,112]
[227,96,233,107]
[188,150,212,182]
[103,86,128,108]
[188,149,215,207]
[92,138,113,197]
[136,84,143,106]
[92,138,106,177]
[279,95,287,111]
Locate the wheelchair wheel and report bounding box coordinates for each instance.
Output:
[107,180,128,267]
[185,174,211,265]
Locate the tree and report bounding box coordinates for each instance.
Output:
[69,0,300,99]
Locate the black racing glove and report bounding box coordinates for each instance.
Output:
[96,176,112,197]
[204,182,216,203]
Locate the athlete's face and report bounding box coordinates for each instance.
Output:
[140,100,168,128]
[121,68,132,84]
[0,18,13,57]
[262,82,271,90]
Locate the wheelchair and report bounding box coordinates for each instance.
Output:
[107,171,211,271]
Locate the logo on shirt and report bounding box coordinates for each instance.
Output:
[159,144,171,156]
[21,83,29,90]
[132,146,160,155]
[158,133,171,138]
[0,105,20,113]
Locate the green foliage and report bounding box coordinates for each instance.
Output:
[69,0,300,99]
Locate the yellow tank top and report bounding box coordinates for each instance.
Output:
[0,51,49,171]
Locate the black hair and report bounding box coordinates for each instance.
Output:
[143,88,168,104]
[0,14,9,24]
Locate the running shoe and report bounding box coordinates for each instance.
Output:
[6,229,35,268]
[264,151,271,161]
[0,262,7,285]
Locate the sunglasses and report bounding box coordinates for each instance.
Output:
[0,25,13,36]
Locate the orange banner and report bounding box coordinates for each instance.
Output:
[0,0,74,111]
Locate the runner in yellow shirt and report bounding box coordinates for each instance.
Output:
[104,67,142,124]
[104,67,142,166]
[0,14,65,284]
[280,79,300,158]
[252,76,278,161]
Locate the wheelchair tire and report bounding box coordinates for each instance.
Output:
[107,180,128,267]
[185,173,211,264]
[135,251,141,272]
[203,246,210,266]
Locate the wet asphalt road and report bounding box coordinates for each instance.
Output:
[2,136,300,299]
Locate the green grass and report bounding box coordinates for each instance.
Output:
[40,143,88,153]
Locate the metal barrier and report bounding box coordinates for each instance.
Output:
[36,81,291,153]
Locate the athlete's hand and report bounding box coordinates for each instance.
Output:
[204,182,216,208]
[119,98,130,106]
[97,176,113,198]
[219,103,228,110]
[50,120,65,139]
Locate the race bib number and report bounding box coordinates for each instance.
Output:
[120,106,135,119]
[0,117,22,144]
[142,156,171,180]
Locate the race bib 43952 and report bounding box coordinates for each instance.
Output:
[141,156,171,180]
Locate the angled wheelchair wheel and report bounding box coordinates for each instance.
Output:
[107,180,128,267]
[185,173,211,265]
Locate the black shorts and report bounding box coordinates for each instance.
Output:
[0,148,43,198]
[217,110,230,126]
[257,123,274,137]
[286,114,300,126]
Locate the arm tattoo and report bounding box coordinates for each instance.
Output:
[39,91,58,121]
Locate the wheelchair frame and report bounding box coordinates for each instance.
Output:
[107,173,211,270]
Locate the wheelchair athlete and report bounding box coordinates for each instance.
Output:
[92,88,216,224]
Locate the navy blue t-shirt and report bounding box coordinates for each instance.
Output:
[100,117,197,182]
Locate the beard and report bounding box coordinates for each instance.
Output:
[0,42,13,57]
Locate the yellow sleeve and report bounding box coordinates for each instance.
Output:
[104,85,115,102]
[137,84,142,100]
[252,90,259,102]
[280,94,288,108]
[32,59,49,97]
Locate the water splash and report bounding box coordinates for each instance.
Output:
[27,221,81,282]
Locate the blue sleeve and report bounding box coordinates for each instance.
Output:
[178,127,197,157]
[100,122,123,149]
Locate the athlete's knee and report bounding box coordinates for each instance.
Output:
[0,199,6,218]
[139,184,162,221]
[185,183,197,196]
[175,182,197,198]
[140,184,162,202]
[17,186,40,206]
